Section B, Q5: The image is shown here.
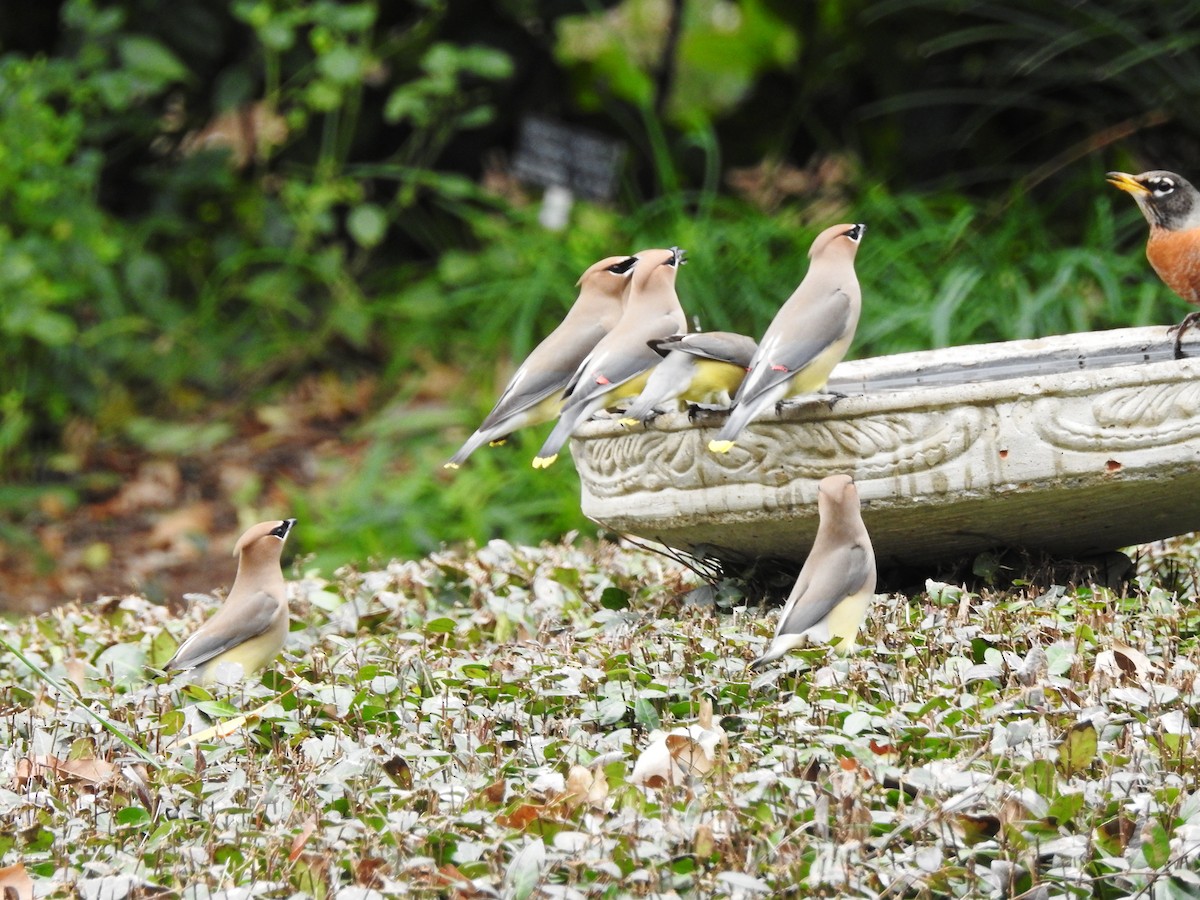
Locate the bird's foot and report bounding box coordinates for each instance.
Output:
[1167,312,1200,359]
[820,390,848,410]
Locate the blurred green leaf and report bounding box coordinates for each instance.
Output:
[117,35,189,84]
[347,203,388,248]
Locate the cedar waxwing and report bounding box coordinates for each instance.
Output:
[445,255,639,468]
[751,475,875,668]
[620,331,758,425]
[1106,170,1200,358]
[164,518,296,685]
[709,224,866,453]
[532,247,687,468]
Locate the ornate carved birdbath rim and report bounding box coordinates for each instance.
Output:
[569,326,1200,569]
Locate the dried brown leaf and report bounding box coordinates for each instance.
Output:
[664,734,709,773]
[630,738,683,787]
[0,862,33,900]
[480,778,506,804]
[28,754,117,786]
[355,857,387,889]
[1112,643,1153,679]
[564,765,608,808]
[289,813,319,863]
[496,803,549,830]
[383,755,413,789]
[951,813,1001,845]
[63,658,87,691]
[11,758,33,790]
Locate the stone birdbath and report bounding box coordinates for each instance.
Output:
[569,326,1200,570]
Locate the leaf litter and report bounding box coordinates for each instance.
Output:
[1,536,1200,896]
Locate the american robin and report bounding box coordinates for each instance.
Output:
[1107,170,1200,358]
[708,223,866,454]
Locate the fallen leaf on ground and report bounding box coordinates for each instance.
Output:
[0,862,33,900]
[564,764,609,808]
[17,755,117,787]
[289,813,319,862]
[630,699,726,788]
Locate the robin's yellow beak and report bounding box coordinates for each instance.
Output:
[1106,171,1150,195]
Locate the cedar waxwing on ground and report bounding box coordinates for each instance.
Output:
[532,247,688,468]
[751,475,876,668]
[164,518,296,685]
[708,224,866,454]
[444,255,639,468]
[1106,170,1200,358]
[620,331,758,424]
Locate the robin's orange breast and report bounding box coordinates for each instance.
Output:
[1146,227,1200,304]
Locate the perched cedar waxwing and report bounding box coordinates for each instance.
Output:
[620,331,758,424]
[164,518,296,685]
[445,255,639,468]
[1107,170,1200,357]
[709,224,866,453]
[532,247,687,468]
[751,475,875,668]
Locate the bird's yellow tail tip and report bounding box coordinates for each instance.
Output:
[532,454,558,469]
[708,439,735,454]
[618,417,639,427]
[488,438,507,447]
[443,461,461,470]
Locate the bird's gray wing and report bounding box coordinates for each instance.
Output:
[737,291,851,405]
[564,313,678,401]
[166,591,279,671]
[775,542,872,637]
[674,332,757,367]
[478,321,609,430]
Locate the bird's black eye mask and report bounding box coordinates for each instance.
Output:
[608,257,638,275]
[270,519,297,539]
[845,223,867,242]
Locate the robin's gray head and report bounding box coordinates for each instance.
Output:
[1107,170,1200,231]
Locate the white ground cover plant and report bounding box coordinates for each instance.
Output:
[2,536,1200,898]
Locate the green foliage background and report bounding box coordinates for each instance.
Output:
[1,0,1196,572]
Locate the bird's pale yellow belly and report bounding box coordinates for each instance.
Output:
[197,626,286,685]
[684,359,746,403]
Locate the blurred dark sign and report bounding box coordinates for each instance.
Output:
[512,116,625,201]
